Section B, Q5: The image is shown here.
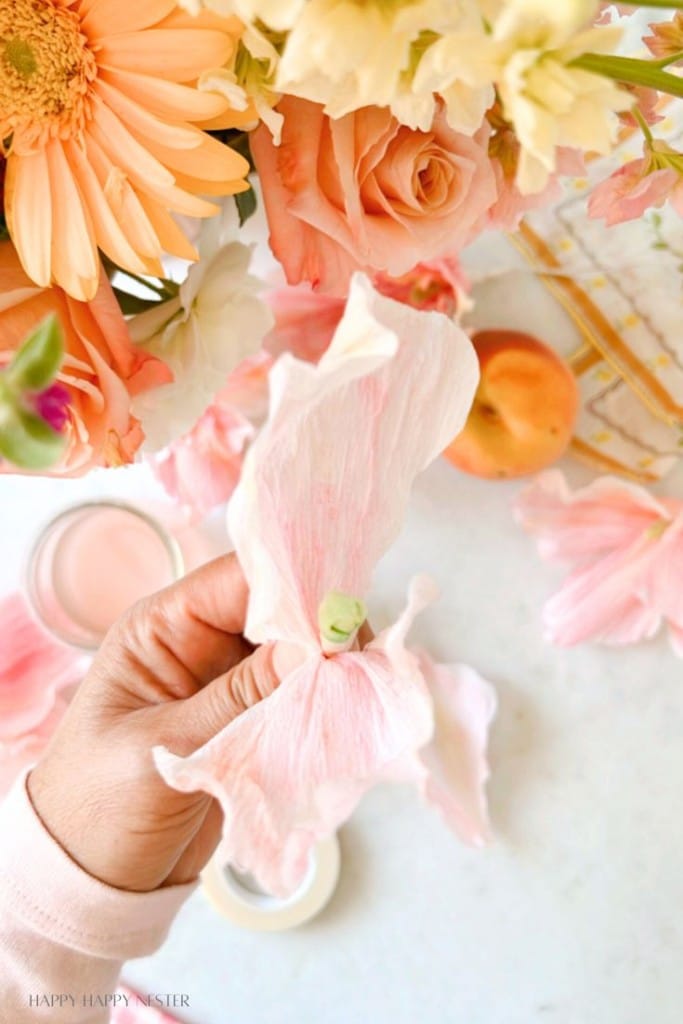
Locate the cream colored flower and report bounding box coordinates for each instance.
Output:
[417,0,631,193]
[275,0,491,133]
[130,204,273,451]
[177,0,304,30]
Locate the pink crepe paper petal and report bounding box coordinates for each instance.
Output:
[227,273,479,650]
[514,470,671,564]
[155,577,436,897]
[416,654,496,847]
[381,654,496,847]
[0,593,86,742]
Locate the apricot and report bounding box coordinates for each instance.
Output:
[444,330,579,479]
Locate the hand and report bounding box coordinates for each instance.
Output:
[28,554,280,893]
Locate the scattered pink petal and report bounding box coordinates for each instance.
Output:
[0,593,85,742]
[151,353,272,519]
[515,471,683,654]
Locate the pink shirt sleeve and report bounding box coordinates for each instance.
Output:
[0,772,196,1023]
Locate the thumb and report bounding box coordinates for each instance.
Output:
[164,643,282,751]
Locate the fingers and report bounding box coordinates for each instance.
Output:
[114,553,253,692]
[160,552,249,636]
[164,644,282,750]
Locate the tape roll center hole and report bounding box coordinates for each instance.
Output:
[223,857,316,909]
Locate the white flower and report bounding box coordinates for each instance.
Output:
[275,0,491,133]
[177,0,304,30]
[130,204,274,451]
[418,0,631,193]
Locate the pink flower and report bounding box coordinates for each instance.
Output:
[588,158,683,226]
[155,275,496,896]
[152,354,272,520]
[265,259,471,365]
[264,287,346,364]
[373,257,469,318]
[251,97,497,294]
[514,470,683,655]
[0,593,85,796]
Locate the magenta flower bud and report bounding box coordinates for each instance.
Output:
[32,383,71,433]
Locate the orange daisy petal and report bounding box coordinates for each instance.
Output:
[81,0,176,37]
[46,140,99,301]
[96,29,233,83]
[84,132,165,268]
[98,66,230,124]
[93,79,202,151]
[135,194,200,263]
[142,129,250,184]
[63,138,150,277]
[5,151,53,289]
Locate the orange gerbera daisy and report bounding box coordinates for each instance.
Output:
[1,0,252,301]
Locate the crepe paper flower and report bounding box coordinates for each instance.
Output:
[416,0,632,195]
[130,204,273,451]
[644,13,683,61]
[0,592,86,795]
[155,274,497,896]
[252,98,497,294]
[152,353,272,519]
[0,241,171,476]
[1,0,251,303]
[273,0,492,135]
[514,470,683,655]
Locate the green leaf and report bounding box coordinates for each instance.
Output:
[112,287,164,315]
[0,406,66,470]
[7,314,63,391]
[235,184,257,226]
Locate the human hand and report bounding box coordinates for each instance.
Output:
[28,554,280,893]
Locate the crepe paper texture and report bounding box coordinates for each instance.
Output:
[515,469,683,655]
[155,274,497,896]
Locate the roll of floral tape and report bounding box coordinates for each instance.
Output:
[200,836,341,932]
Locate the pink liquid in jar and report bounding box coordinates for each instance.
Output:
[28,503,182,648]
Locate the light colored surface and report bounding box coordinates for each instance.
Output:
[2,453,682,1024]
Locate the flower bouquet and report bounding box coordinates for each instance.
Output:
[2,0,683,893]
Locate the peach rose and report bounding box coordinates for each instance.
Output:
[251,98,497,293]
[0,242,171,475]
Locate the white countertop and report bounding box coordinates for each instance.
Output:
[2,450,682,1024]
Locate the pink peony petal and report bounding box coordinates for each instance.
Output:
[228,274,479,650]
[0,594,85,742]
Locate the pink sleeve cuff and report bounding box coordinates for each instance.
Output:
[0,772,196,961]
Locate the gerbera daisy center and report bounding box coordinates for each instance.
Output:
[0,0,96,151]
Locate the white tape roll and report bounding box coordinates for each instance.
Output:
[200,836,341,932]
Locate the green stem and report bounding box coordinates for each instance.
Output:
[653,50,683,69]
[572,53,683,99]
[633,105,654,145]
[618,0,683,8]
